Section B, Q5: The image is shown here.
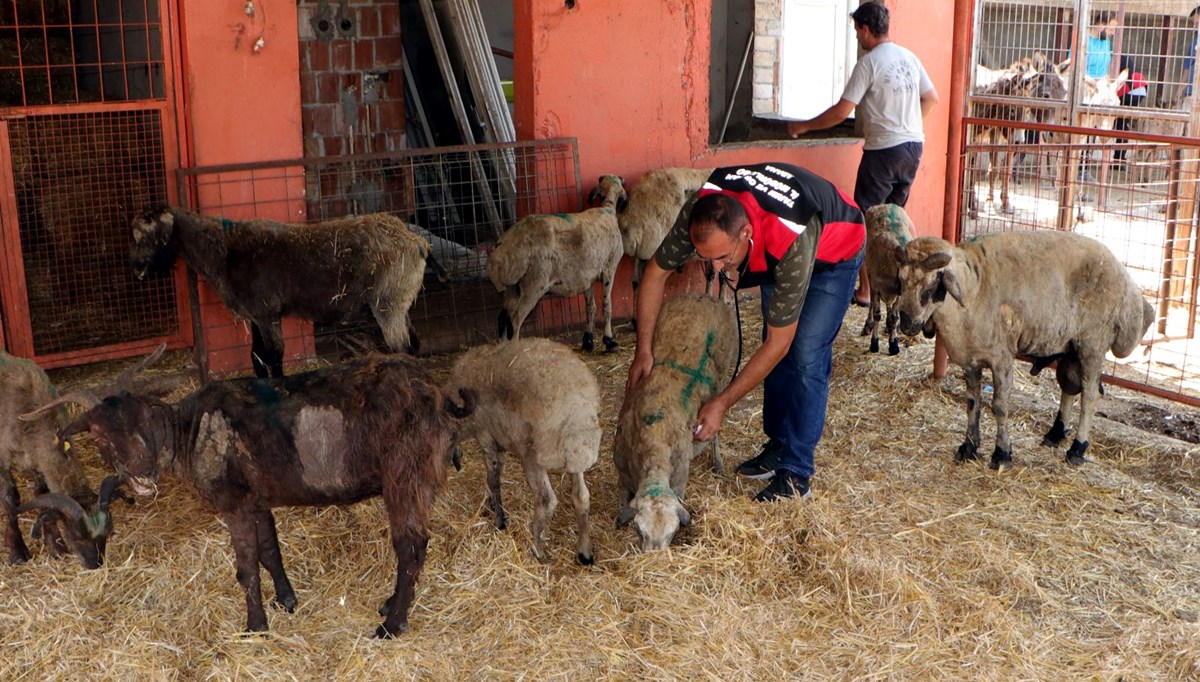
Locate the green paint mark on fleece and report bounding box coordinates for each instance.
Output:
[653,331,718,411]
[220,218,236,231]
[884,204,911,246]
[642,410,665,426]
[639,482,676,499]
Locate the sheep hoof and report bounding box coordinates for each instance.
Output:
[988,448,1013,470]
[888,339,900,356]
[373,621,409,639]
[955,442,980,462]
[869,337,880,353]
[577,552,594,566]
[272,594,297,613]
[494,515,507,531]
[602,336,618,353]
[1042,417,1069,447]
[1065,440,1089,467]
[581,332,595,352]
[6,548,30,565]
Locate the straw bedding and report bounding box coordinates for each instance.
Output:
[2,297,1197,681]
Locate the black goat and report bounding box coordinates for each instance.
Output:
[3,350,135,568]
[130,206,431,378]
[38,351,472,637]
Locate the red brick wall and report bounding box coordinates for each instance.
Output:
[297,1,406,158]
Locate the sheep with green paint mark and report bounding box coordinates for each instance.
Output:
[486,175,626,352]
[862,203,919,355]
[446,338,600,564]
[613,293,738,551]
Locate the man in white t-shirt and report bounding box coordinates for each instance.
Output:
[787,2,937,305]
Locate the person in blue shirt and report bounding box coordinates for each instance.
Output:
[1064,12,1119,79]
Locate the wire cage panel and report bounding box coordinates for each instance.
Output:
[177,139,583,366]
[2,108,180,360]
[0,0,166,107]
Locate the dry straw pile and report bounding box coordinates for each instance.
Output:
[2,299,1198,680]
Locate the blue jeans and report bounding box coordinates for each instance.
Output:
[759,248,863,479]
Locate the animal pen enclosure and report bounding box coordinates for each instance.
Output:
[0,0,185,368]
[965,0,1200,405]
[175,138,583,374]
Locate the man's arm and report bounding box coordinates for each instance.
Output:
[692,321,797,441]
[787,98,856,138]
[625,259,671,391]
[920,87,939,117]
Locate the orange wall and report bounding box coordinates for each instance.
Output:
[178,0,304,168]
[177,1,310,374]
[514,0,955,236]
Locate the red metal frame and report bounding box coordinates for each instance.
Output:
[0,0,189,368]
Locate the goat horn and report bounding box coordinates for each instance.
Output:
[18,493,88,526]
[99,475,135,511]
[19,493,107,539]
[115,343,167,390]
[19,389,102,421]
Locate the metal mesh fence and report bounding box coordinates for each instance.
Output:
[0,0,166,107]
[968,0,1200,405]
[178,139,583,365]
[6,108,177,359]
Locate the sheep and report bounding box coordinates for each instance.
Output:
[1,350,132,568]
[596,167,713,330]
[28,350,473,638]
[446,338,600,564]
[893,231,1154,470]
[129,206,431,378]
[860,204,918,356]
[487,175,626,352]
[613,293,738,551]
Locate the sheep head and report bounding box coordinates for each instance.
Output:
[587,175,628,213]
[58,392,167,498]
[130,207,179,280]
[894,237,963,337]
[18,476,133,569]
[616,482,691,552]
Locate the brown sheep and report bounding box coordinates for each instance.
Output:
[861,204,917,356]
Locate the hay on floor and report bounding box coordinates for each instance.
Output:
[2,294,1198,680]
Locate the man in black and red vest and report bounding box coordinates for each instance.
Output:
[626,162,865,501]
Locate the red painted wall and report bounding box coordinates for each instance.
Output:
[512,0,954,318]
[513,0,953,234]
[178,0,311,374]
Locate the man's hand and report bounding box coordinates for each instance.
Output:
[693,397,729,442]
[626,352,653,393]
[787,121,810,138]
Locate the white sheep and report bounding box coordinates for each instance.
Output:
[861,204,918,356]
[486,176,626,352]
[614,293,738,551]
[597,167,713,329]
[893,231,1154,469]
[446,338,600,564]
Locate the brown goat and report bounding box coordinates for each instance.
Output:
[129,207,430,378]
[3,350,133,568]
[32,352,472,637]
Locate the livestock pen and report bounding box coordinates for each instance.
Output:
[0,296,1196,680]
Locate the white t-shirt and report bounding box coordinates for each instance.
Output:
[840,42,933,151]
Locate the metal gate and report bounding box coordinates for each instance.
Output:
[0,0,185,368]
[963,0,1200,405]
